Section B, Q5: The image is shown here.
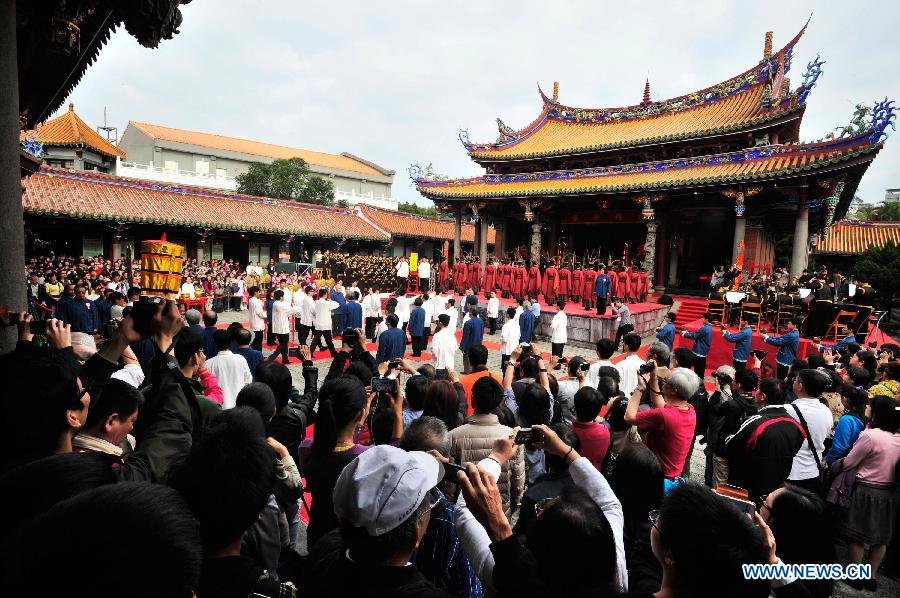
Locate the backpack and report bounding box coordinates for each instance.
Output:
[230,281,240,293]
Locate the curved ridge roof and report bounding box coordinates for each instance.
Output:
[464,23,809,161]
[418,135,879,200]
[21,104,126,159]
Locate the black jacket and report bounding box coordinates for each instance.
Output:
[302,529,452,598]
[267,363,318,453]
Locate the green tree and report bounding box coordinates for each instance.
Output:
[399,201,439,217]
[855,240,900,304]
[236,157,334,206]
[234,162,272,197]
[852,201,900,221]
[299,175,335,205]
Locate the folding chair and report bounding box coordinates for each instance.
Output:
[824,310,856,343]
[775,303,799,332]
[740,302,764,332]
[707,299,726,326]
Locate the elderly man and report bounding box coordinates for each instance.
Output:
[303,445,449,597]
[624,365,700,479]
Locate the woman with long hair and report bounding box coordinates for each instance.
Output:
[301,376,370,549]
[422,378,463,431]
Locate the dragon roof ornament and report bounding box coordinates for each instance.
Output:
[464,22,809,150]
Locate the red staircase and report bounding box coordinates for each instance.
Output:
[673,296,708,324]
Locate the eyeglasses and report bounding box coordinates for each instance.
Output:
[758,494,772,514]
[648,509,661,530]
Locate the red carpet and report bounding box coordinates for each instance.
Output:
[672,295,708,324]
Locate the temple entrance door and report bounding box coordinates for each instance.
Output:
[674,208,734,289]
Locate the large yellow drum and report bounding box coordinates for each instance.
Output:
[140,239,185,295]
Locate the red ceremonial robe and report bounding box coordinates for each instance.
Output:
[527,266,542,295]
[500,264,512,293]
[638,272,649,300]
[541,267,558,299]
[438,261,449,288]
[617,270,630,301]
[582,269,598,299]
[558,268,571,297]
[511,266,526,297]
[469,262,483,290]
[454,262,467,290]
[628,269,640,301]
[571,269,584,298]
[484,264,496,293]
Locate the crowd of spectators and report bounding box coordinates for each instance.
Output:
[7,252,900,597]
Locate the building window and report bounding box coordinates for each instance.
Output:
[163,160,178,172]
[45,159,74,169]
[209,240,223,261]
[248,242,270,266]
[83,236,104,258]
[215,167,227,179]
[195,159,210,175]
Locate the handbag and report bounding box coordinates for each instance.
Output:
[790,404,828,495]
[826,458,858,510]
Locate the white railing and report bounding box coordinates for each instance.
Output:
[115,160,238,190]
[115,160,398,209]
[335,189,398,211]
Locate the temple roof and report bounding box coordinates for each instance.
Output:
[127,121,393,178]
[463,26,808,161]
[416,135,881,200]
[20,104,126,159]
[23,167,387,241]
[357,204,493,244]
[813,220,900,255]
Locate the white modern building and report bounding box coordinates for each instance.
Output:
[116,121,397,209]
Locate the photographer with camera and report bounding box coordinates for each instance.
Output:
[624,362,700,480]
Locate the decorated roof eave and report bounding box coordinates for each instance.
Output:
[463,20,810,153]
[470,105,807,163]
[23,208,386,242]
[417,144,880,202]
[42,139,123,160]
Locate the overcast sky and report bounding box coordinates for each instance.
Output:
[59,0,899,207]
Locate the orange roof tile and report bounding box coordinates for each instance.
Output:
[814,221,900,254]
[417,138,879,200]
[358,205,494,244]
[128,121,391,178]
[465,27,808,161]
[23,167,387,241]
[20,104,125,158]
[469,85,801,160]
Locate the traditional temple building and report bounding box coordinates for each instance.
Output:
[414,24,895,292]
